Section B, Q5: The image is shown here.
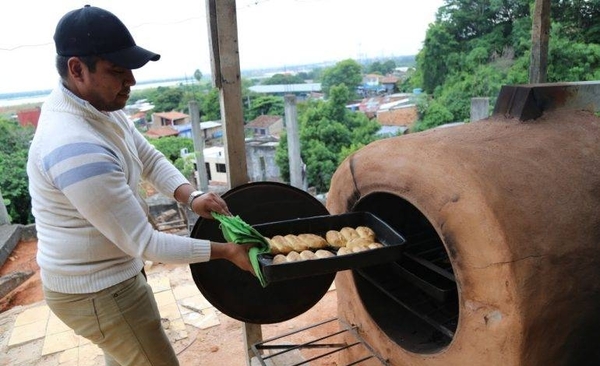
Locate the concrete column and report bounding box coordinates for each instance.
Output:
[0,190,10,225]
[189,101,208,191]
[285,95,303,189]
[470,97,490,122]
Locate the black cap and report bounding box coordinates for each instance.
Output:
[54,5,160,69]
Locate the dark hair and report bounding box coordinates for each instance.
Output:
[55,55,99,81]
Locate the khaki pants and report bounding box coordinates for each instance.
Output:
[43,273,179,366]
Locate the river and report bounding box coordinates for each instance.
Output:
[0,78,192,108]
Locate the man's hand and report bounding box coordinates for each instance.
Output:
[191,192,232,219]
[210,242,256,275]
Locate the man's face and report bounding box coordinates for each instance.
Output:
[76,58,136,112]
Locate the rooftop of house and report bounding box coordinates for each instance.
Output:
[145,126,179,138]
[248,83,321,94]
[381,76,399,84]
[201,121,222,129]
[154,111,189,120]
[246,115,282,128]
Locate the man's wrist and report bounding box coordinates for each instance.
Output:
[187,190,205,210]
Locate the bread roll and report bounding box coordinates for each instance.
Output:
[298,233,328,249]
[286,251,301,262]
[267,237,280,255]
[315,249,334,258]
[351,245,369,253]
[356,226,376,241]
[340,227,360,242]
[272,254,287,265]
[269,227,373,254]
[337,247,352,255]
[326,230,345,248]
[368,243,384,249]
[299,250,317,260]
[346,237,373,249]
[269,235,294,254]
[283,234,307,251]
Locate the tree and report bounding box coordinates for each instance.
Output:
[413,100,455,131]
[147,136,194,164]
[552,0,600,44]
[199,88,221,121]
[546,23,600,82]
[246,95,285,121]
[416,23,460,94]
[153,86,185,112]
[382,59,397,74]
[367,61,384,74]
[261,73,304,85]
[193,69,203,83]
[0,117,35,224]
[412,0,600,132]
[320,59,363,97]
[276,84,379,193]
[367,59,397,75]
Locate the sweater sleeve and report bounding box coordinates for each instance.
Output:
[42,140,210,264]
[131,124,189,197]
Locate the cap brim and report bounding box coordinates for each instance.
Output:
[102,45,160,70]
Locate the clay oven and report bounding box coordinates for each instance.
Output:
[327,83,600,366]
[191,82,600,366]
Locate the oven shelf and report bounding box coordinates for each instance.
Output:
[358,264,458,340]
[251,318,389,366]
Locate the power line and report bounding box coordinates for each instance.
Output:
[0,17,202,53]
[0,43,52,51]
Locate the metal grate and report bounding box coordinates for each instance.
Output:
[251,318,389,366]
[358,260,458,340]
[404,236,455,280]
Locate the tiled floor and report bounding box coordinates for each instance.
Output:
[0,266,222,366]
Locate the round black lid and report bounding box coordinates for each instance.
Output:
[189,182,333,324]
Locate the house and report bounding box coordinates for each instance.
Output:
[245,136,282,182]
[182,136,282,186]
[16,107,41,129]
[359,93,412,116]
[248,83,321,101]
[393,66,410,77]
[376,125,409,138]
[125,99,155,129]
[130,111,149,129]
[203,146,228,183]
[200,121,223,141]
[178,120,224,141]
[245,115,283,137]
[381,75,399,94]
[375,96,418,130]
[151,111,189,128]
[358,74,386,97]
[145,126,179,139]
[356,93,418,129]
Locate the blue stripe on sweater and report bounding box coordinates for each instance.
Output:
[42,142,121,190]
[53,162,120,190]
[43,142,118,171]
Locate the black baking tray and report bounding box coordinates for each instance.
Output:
[254,211,406,284]
[392,254,457,303]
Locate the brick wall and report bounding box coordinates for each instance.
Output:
[376,106,418,129]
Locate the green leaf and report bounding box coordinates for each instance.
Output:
[211,212,270,287]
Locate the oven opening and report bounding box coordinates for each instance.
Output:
[352,192,459,354]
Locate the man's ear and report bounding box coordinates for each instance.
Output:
[67,57,85,82]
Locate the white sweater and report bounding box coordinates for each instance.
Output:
[27,83,211,294]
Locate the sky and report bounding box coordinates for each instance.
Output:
[0,0,445,94]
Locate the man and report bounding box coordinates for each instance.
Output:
[27,5,254,366]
